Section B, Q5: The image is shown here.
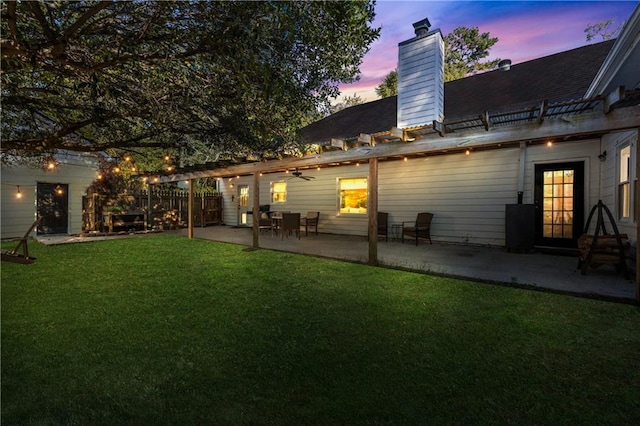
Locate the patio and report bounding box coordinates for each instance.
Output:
[34,225,637,302]
[164,226,637,303]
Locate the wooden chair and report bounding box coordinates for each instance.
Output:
[301,211,319,236]
[377,212,389,242]
[402,212,433,245]
[1,217,41,264]
[280,212,301,240]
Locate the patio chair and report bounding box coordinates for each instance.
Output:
[377,212,389,242]
[280,212,301,240]
[301,211,319,236]
[402,212,433,245]
[258,212,273,234]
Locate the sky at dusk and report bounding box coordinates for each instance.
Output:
[338,0,638,102]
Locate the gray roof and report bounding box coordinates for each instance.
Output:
[299,40,615,144]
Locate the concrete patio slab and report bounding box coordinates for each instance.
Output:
[35,226,637,303]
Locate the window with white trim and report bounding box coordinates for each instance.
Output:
[618,144,638,221]
[338,177,367,214]
[271,181,287,203]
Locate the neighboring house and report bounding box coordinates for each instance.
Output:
[164,11,638,256]
[1,151,100,239]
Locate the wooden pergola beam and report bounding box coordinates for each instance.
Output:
[158,105,640,183]
[603,86,625,114]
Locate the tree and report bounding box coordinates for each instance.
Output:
[375,69,397,98]
[585,20,623,42]
[329,94,365,114]
[1,1,379,165]
[444,26,500,82]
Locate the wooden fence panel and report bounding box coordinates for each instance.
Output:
[82,190,223,233]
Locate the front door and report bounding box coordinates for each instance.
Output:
[534,162,584,248]
[237,184,250,226]
[37,182,69,235]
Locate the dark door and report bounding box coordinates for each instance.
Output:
[37,183,69,234]
[534,162,584,248]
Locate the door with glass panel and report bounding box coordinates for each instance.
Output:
[534,162,584,248]
[236,184,250,226]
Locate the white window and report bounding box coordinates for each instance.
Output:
[271,181,287,203]
[339,177,367,214]
[618,145,631,220]
[618,144,638,221]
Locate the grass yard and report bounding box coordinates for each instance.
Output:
[2,235,639,424]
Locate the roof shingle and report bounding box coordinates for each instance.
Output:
[299,40,615,144]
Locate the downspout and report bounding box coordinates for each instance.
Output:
[517,141,527,203]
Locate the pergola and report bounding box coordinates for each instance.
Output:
[154,89,640,301]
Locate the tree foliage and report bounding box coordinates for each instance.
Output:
[329,93,365,114]
[444,26,500,82]
[585,19,623,42]
[375,69,397,98]
[1,0,379,164]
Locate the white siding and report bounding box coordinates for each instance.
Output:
[378,149,520,245]
[217,135,636,248]
[1,153,98,239]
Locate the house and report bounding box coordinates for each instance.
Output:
[1,151,100,239]
[159,10,638,275]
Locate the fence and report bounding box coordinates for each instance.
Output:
[82,189,223,233]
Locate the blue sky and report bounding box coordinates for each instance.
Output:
[338,0,638,101]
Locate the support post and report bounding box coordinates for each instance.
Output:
[368,158,379,265]
[188,179,194,239]
[252,172,260,249]
[147,184,152,230]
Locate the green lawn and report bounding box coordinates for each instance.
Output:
[2,235,639,424]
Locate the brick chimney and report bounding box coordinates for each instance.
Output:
[397,18,444,129]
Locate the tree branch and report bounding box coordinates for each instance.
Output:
[5,1,21,50]
[28,2,56,43]
[64,1,112,38]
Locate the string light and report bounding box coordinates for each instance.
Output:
[16,186,22,199]
[547,141,553,147]
[403,157,408,162]
[113,166,120,173]
[465,149,471,155]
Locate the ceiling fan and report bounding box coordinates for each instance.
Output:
[284,168,315,181]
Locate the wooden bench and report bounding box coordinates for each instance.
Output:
[103,212,146,233]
